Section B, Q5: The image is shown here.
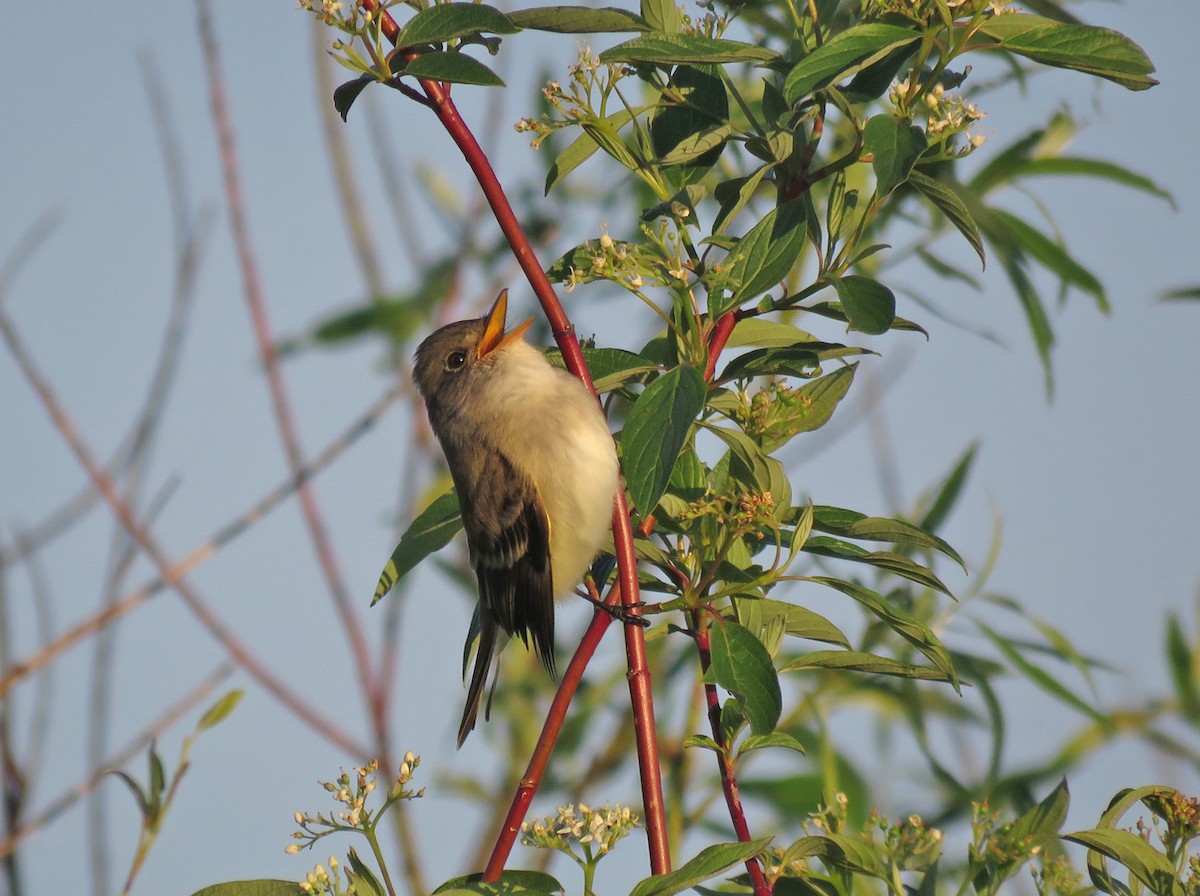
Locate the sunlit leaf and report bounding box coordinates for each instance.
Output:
[373,490,463,604]
[623,365,707,515]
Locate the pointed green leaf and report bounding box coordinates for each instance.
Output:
[196,690,243,733]
[988,209,1107,311]
[832,275,896,335]
[709,621,782,736]
[373,490,463,604]
[623,365,707,515]
[725,319,819,348]
[434,869,564,895]
[780,649,954,681]
[640,0,681,34]
[346,846,386,896]
[908,170,986,268]
[543,107,648,194]
[718,199,809,313]
[810,577,959,688]
[1065,828,1185,896]
[1166,615,1200,721]
[333,74,374,122]
[917,442,978,534]
[863,114,926,196]
[545,346,657,393]
[976,622,1105,722]
[401,51,505,87]
[629,839,772,896]
[784,24,920,103]
[1010,779,1070,841]
[600,35,778,64]
[739,732,806,754]
[396,3,519,48]
[505,6,649,32]
[735,597,848,647]
[811,505,965,568]
[980,15,1157,91]
[189,882,307,896]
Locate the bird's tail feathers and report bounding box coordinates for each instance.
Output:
[457,620,503,748]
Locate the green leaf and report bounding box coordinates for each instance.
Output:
[735,597,849,648]
[1010,778,1070,842]
[196,690,243,733]
[863,114,925,196]
[629,838,772,896]
[651,65,731,182]
[189,883,306,896]
[1166,615,1200,721]
[709,621,782,736]
[811,505,965,568]
[346,846,386,896]
[542,106,649,193]
[810,577,959,689]
[908,170,986,268]
[505,6,649,33]
[917,442,978,534]
[1015,157,1174,207]
[623,365,707,515]
[658,122,733,165]
[600,35,778,64]
[780,649,954,681]
[1064,828,1185,896]
[640,0,681,34]
[719,199,808,312]
[724,319,818,348]
[333,74,374,122]
[396,3,519,48]
[739,731,806,754]
[988,208,1107,311]
[401,51,505,87]
[784,24,920,103]
[722,365,855,451]
[372,490,463,605]
[979,14,1158,91]
[832,276,895,335]
[976,622,1105,722]
[545,346,657,393]
[711,165,770,235]
[434,869,565,896]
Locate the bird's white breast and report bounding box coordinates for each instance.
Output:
[472,341,619,597]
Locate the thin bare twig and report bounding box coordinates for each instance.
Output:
[0,380,404,705]
[196,0,376,708]
[0,303,368,758]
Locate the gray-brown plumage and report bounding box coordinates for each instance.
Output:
[413,290,618,746]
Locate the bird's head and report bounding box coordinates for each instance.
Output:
[413,289,533,414]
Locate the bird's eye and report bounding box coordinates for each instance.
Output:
[445,349,469,371]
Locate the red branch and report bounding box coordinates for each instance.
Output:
[692,611,770,894]
[359,0,669,877]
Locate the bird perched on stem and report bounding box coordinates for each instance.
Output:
[413,290,619,747]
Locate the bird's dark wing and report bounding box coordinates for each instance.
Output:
[448,437,556,677]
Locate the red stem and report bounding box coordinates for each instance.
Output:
[359,0,668,876]
[692,611,770,895]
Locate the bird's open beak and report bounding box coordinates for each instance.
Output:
[477,289,533,359]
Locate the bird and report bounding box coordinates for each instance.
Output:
[412,290,619,747]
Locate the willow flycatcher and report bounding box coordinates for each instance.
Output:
[413,290,619,746]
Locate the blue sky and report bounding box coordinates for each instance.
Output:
[2,3,1198,894]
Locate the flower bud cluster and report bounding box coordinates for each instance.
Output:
[285,754,423,855]
[521,802,641,858]
[297,856,351,895]
[889,77,986,157]
[514,46,630,150]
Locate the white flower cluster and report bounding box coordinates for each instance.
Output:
[521,802,641,856]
